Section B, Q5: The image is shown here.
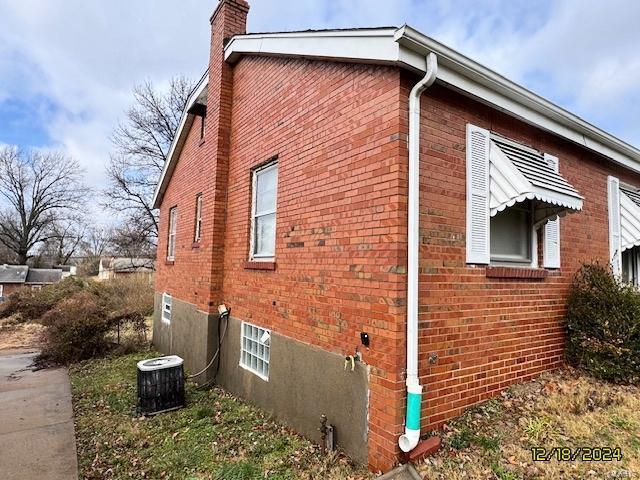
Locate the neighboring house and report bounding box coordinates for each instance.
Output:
[0,265,64,301]
[55,265,77,278]
[151,1,640,471]
[98,257,155,281]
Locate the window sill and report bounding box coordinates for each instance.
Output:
[244,261,276,271]
[486,266,548,280]
[198,138,205,147]
[165,260,175,266]
[192,242,200,249]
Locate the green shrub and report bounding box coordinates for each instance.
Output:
[566,263,640,384]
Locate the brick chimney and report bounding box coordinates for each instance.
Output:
[206,0,249,310]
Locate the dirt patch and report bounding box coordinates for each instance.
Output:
[0,317,45,351]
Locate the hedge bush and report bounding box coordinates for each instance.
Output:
[39,292,116,364]
[0,274,153,364]
[0,276,87,321]
[566,263,640,384]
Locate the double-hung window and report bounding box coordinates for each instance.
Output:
[250,162,278,260]
[167,207,177,261]
[194,194,203,243]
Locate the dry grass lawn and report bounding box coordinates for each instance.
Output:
[416,368,640,480]
[0,315,44,351]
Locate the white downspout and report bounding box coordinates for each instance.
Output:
[399,52,438,453]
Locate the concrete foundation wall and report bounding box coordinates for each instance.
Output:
[152,293,217,381]
[153,295,369,464]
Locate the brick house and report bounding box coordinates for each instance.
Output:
[0,265,64,302]
[151,0,640,471]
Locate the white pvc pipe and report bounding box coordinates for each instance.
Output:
[399,52,438,453]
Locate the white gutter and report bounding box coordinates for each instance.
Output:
[399,52,438,454]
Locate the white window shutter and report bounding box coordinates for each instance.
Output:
[466,124,490,264]
[608,175,622,276]
[543,216,560,268]
[543,154,561,268]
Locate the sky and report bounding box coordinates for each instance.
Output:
[1,0,639,201]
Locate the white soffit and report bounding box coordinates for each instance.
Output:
[620,186,640,252]
[225,25,640,177]
[489,136,583,223]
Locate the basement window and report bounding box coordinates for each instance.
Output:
[162,293,172,324]
[240,322,270,380]
[250,162,278,260]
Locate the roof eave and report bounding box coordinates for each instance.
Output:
[152,73,210,209]
[153,25,640,210]
[395,25,640,173]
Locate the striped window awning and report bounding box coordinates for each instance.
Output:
[619,186,640,252]
[489,135,583,224]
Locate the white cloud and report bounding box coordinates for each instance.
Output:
[0,0,213,195]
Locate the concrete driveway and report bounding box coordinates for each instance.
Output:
[0,349,78,480]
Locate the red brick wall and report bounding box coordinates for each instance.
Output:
[155,0,248,312]
[223,57,407,472]
[155,9,640,470]
[0,283,24,297]
[156,52,409,470]
[413,77,640,432]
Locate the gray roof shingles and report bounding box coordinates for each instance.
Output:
[25,269,63,284]
[0,265,29,284]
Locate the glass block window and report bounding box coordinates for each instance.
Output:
[162,293,172,324]
[240,322,270,380]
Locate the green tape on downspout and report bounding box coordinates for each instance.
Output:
[405,391,422,431]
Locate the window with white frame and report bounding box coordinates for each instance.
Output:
[162,293,172,324]
[622,248,640,286]
[465,124,582,268]
[0,285,3,298]
[167,207,177,260]
[240,322,270,380]
[490,202,533,264]
[250,162,278,260]
[194,194,203,242]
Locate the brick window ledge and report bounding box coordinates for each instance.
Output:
[191,242,200,249]
[165,260,175,266]
[244,261,276,271]
[486,266,548,280]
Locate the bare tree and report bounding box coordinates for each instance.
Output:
[0,243,16,264]
[36,216,87,266]
[0,147,89,264]
[84,225,112,258]
[110,219,156,259]
[104,76,195,247]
